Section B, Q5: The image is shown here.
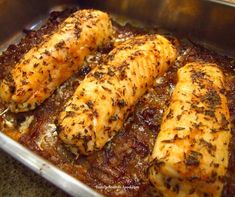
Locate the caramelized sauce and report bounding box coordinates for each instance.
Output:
[0,8,234,197]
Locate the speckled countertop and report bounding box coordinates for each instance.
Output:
[0,1,235,197]
[0,150,69,197]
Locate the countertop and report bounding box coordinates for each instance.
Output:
[0,150,69,197]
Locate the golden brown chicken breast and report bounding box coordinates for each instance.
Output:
[0,9,113,112]
[149,62,231,197]
[58,34,177,155]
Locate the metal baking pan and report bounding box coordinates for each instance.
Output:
[0,0,234,197]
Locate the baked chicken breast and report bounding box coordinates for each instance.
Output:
[149,62,231,196]
[58,34,177,155]
[0,9,113,112]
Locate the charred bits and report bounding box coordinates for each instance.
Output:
[185,150,202,166]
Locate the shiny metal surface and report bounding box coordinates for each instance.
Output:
[0,0,234,197]
[0,132,102,197]
[0,0,76,40]
[0,0,78,51]
[82,0,235,56]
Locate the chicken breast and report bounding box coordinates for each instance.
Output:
[149,62,231,196]
[58,34,177,155]
[0,9,113,112]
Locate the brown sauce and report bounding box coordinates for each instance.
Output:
[0,8,234,197]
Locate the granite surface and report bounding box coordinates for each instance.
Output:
[0,150,69,197]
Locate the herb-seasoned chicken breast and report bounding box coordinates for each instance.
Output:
[0,9,113,112]
[149,62,231,197]
[58,34,177,155]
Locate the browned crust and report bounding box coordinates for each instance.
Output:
[0,8,234,197]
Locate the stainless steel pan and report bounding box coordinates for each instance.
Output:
[0,0,234,196]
